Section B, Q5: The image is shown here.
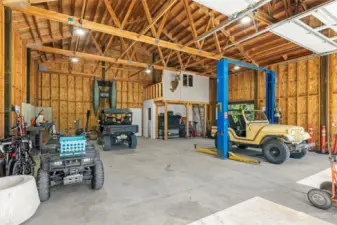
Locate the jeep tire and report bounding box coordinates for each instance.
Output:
[263,139,290,164]
[37,168,50,202]
[290,149,308,159]
[91,159,104,190]
[129,134,137,148]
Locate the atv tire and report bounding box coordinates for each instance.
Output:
[96,137,102,145]
[102,136,112,151]
[129,134,137,148]
[91,159,104,190]
[37,168,50,202]
[263,139,290,164]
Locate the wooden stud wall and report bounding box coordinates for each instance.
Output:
[329,54,337,146]
[0,5,4,138]
[228,70,255,102]
[11,28,27,123]
[38,72,144,133]
[257,58,321,145]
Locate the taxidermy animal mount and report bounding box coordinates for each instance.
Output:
[170,73,180,92]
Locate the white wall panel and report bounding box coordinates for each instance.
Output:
[162,70,209,103]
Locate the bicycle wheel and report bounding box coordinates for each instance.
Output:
[12,161,23,175]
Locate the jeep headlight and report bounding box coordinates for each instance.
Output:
[53,161,63,166]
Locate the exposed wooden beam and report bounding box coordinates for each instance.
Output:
[104,0,121,28]
[32,16,43,42]
[182,0,201,49]
[142,0,157,37]
[88,31,103,55]
[117,0,178,61]
[157,46,166,67]
[120,0,137,29]
[58,0,63,38]
[28,45,214,77]
[23,14,37,43]
[31,0,58,3]
[176,52,183,68]
[211,17,221,54]
[6,4,233,61]
[156,11,169,38]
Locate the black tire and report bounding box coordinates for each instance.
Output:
[97,137,102,145]
[129,134,137,148]
[91,159,104,190]
[12,161,23,175]
[37,168,50,202]
[237,144,247,149]
[262,139,290,164]
[307,188,332,210]
[102,136,111,151]
[290,149,308,159]
[320,181,334,194]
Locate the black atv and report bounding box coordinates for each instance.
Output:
[37,111,104,202]
[97,108,138,151]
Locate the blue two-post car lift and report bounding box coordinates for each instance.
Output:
[216,58,276,160]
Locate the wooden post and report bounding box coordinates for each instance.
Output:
[203,104,207,137]
[164,102,168,140]
[185,103,189,137]
[155,103,158,139]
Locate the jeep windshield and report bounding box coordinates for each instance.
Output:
[244,111,268,122]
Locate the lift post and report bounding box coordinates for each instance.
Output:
[216,58,276,159]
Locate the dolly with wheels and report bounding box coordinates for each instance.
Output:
[307,154,337,209]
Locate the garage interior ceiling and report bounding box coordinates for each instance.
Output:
[2,0,335,77]
[270,0,337,54]
[192,0,262,16]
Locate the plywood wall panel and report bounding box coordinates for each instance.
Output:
[38,72,144,132]
[329,54,337,147]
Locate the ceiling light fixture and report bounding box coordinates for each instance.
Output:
[241,16,252,24]
[71,57,79,63]
[234,65,240,71]
[75,28,86,36]
[145,65,152,74]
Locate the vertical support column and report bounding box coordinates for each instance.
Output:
[164,102,168,140]
[321,55,328,145]
[4,7,12,137]
[155,103,158,139]
[203,104,207,137]
[265,70,276,124]
[26,48,31,103]
[216,59,229,159]
[185,103,189,138]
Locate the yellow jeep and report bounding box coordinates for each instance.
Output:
[215,110,314,164]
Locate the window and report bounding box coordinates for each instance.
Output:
[183,74,193,87]
[183,74,188,86]
[188,75,193,87]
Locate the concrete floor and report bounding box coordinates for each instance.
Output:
[25,138,337,225]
